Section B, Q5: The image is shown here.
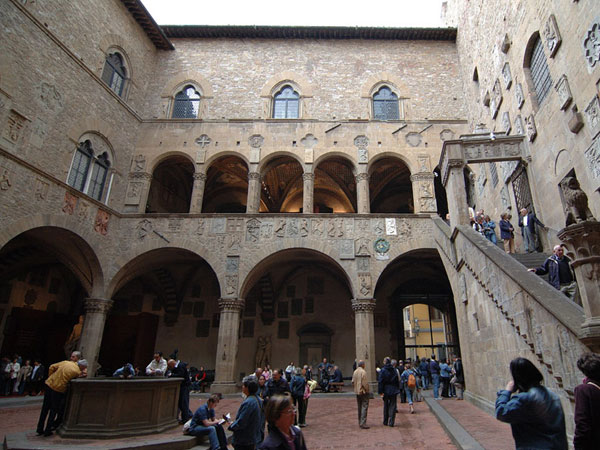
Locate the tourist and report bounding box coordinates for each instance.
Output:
[265,369,290,400]
[499,213,515,253]
[352,360,370,429]
[259,395,307,450]
[401,361,419,414]
[395,359,406,403]
[112,363,135,378]
[495,357,567,449]
[229,376,264,450]
[573,352,600,449]
[36,358,87,436]
[290,367,308,427]
[378,357,400,427]
[483,215,497,244]
[27,359,45,396]
[192,366,208,392]
[452,356,465,400]
[167,359,191,424]
[518,208,546,253]
[528,245,577,300]
[145,351,167,376]
[429,355,441,399]
[418,357,429,390]
[188,394,228,450]
[257,375,267,400]
[284,362,296,382]
[440,358,451,398]
[16,360,32,395]
[263,364,272,381]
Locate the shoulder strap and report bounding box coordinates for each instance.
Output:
[587,381,600,391]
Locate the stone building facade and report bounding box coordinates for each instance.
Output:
[1,0,598,438]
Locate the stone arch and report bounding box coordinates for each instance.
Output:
[313,154,358,213]
[368,154,414,213]
[0,215,105,298]
[203,154,249,213]
[205,150,250,169]
[260,71,314,98]
[98,34,134,80]
[161,71,215,99]
[146,153,195,213]
[258,150,304,173]
[238,241,355,299]
[368,151,414,175]
[313,151,358,171]
[148,151,195,173]
[67,118,117,152]
[259,153,305,212]
[107,238,222,299]
[360,72,411,98]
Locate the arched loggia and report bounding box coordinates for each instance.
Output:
[146,155,194,213]
[369,156,414,213]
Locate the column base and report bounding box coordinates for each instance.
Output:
[579,317,600,352]
[210,381,239,394]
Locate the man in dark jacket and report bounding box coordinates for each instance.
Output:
[528,245,577,300]
[429,355,441,399]
[265,369,290,400]
[418,358,430,390]
[378,357,400,427]
[167,359,191,423]
[229,376,264,450]
[518,208,546,253]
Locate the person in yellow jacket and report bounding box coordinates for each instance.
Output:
[352,360,370,429]
[36,355,87,436]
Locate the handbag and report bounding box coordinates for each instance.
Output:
[303,383,311,399]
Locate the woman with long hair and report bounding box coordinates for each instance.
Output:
[495,357,567,449]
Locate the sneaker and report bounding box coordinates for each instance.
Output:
[360,425,370,429]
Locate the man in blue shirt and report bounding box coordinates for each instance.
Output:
[112,363,134,378]
[229,376,264,449]
[188,394,228,450]
[429,355,441,399]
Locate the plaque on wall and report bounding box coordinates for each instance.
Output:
[278,321,290,339]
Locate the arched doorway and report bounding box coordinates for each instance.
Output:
[0,227,102,366]
[369,157,413,213]
[146,155,194,213]
[239,248,353,377]
[104,248,220,375]
[202,155,249,213]
[374,249,460,362]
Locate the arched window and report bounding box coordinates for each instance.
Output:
[172,85,201,118]
[373,86,399,120]
[101,52,126,97]
[273,85,299,119]
[67,140,111,201]
[528,36,552,105]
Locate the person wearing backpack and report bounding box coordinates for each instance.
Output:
[290,367,307,427]
[401,361,419,414]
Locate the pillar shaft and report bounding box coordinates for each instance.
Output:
[212,298,244,393]
[79,298,113,377]
[356,173,370,214]
[247,172,261,213]
[190,172,207,213]
[445,162,470,227]
[352,298,376,386]
[302,173,314,214]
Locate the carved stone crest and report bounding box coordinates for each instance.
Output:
[502,112,512,135]
[196,219,205,235]
[195,134,211,148]
[225,275,238,295]
[38,82,63,111]
[374,238,390,260]
[515,83,524,109]
[3,110,29,145]
[62,192,77,215]
[248,134,264,148]
[554,75,572,110]
[583,20,600,70]
[406,132,422,147]
[385,218,397,236]
[358,273,372,296]
[358,148,368,164]
[137,219,153,239]
[340,239,355,259]
[544,14,562,57]
[312,218,324,236]
[354,135,369,149]
[357,257,370,272]
[226,257,239,273]
[526,114,537,142]
[585,136,600,179]
[0,168,11,191]
[94,209,110,235]
[301,134,318,149]
[228,233,241,254]
[502,63,512,89]
[246,218,261,243]
[35,179,48,200]
[132,155,146,172]
[514,115,525,135]
[355,238,370,256]
[491,80,503,119]
[440,129,455,141]
[584,95,600,137]
[300,218,309,237]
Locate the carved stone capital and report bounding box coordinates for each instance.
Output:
[248,172,261,182]
[218,298,245,312]
[84,298,113,314]
[351,298,376,312]
[355,173,370,182]
[302,173,315,182]
[193,173,207,182]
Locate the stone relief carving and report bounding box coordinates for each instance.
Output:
[301,134,318,148]
[385,218,397,235]
[514,115,524,135]
[3,110,29,145]
[397,219,412,240]
[491,79,503,119]
[0,167,11,191]
[327,218,344,237]
[584,95,600,137]
[312,218,324,236]
[344,218,354,235]
[372,219,384,236]
[77,201,89,223]
[515,83,524,109]
[585,136,600,179]
[355,238,370,256]
[356,257,370,272]
[38,82,63,111]
[131,155,146,172]
[406,132,422,147]
[554,75,572,110]
[583,20,600,70]
[196,219,205,235]
[275,218,286,237]
[354,135,369,149]
[261,222,273,239]
[420,180,433,198]
[212,218,226,234]
[35,178,48,200]
[195,134,211,148]
[419,197,436,212]
[137,219,153,240]
[62,192,77,215]
[245,221,261,244]
[439,129,455,141]
[340,240,354,259]
[225,275,238,295]
[357,148,368,164]
[227,218,244,233]
[559,177,596,226]
[226,256,239,273]
[526,114,537,142]
[502,111,511,134]
[248,134,264,148]
[300,218,309,237]
[125,181,142,204]
[356,219,369,233]
[418,155,431,172]
[374,238,390,260]
[30,118,47,149]
[288,218,299,237]
[501,34,511,53]
[358,273,372,296]
[502,63,512,89]
[94,209,110,235]
[544,14,562,57]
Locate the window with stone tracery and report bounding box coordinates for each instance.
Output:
[527,36,552,105]
[67,140,111,202]
[101,52,127,97]
[373,86,400,120]
[272,85,299,118]
[172,85,201,118]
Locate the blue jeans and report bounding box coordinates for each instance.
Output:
[189,424,219,450]
[432,374,440,398]
[420,375,428,390]
[406,388,415,405]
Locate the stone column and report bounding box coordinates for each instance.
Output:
[558,222,600,352]
[410,173,437,214]
[212,298,244,393]
[189,172,207,213]
[443,161,470,228]
[79,298,113,377]
[302,173,314,214]
[352,298,376,387]
[246,172,261,213]
[355,173,370,214]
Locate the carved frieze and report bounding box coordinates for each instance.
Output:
[584,95,600,138]
[515,83,524,109]
[288,218,299,237]
[351,298,376,312]
[94,209,110,235]
[374,238,390,260]
[418,155,431,172]
[261,222,273,239]
[554,75,572,110]
[526,114,537,142]
[502,112,511,135]
[502,63,512,89]
[227,218,244,233]
[327,218,344,237]
[501,34,511,53]
[585,135,600,179]
[583,20,600,70]
[544,14,562,57]
[372,219,384,236]
[62,192,77,215]
[37,82,63,111]
[3,109,29,146]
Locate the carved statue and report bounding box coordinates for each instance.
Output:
[560,177,596,226]
[255,335,271,369]
[64,315,84,357]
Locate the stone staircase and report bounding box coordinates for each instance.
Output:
[510,252,550,282]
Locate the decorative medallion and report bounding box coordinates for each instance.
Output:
[374,238,390,260]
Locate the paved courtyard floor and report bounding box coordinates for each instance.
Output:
[0,392,514,449]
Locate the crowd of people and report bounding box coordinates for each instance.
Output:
[1,356,45,397]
